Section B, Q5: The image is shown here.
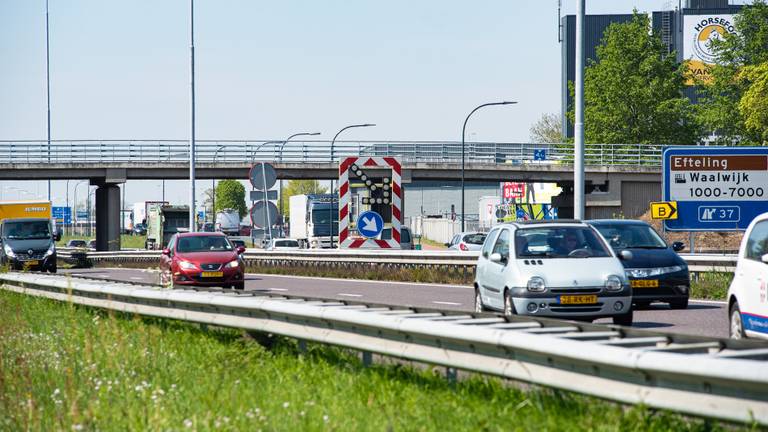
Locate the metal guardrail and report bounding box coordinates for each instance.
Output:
[0,140,664,167]
[57,248,737,274]
[1,272,765,425]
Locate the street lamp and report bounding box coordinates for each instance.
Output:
[73,180,88,235]
[329,123,375,248]
[211,144,225,219]
[461,101,516,231]
[278,132,321,233]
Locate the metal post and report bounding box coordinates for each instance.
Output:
[188,0,197,232]
[278,132,321,233]
[329,124,375,248]
[574,0,586,219]
[461,102,517,231]
[65,180,69,235]
[45,0,51,202]
[212,145,225,219]
[261,162,271,244]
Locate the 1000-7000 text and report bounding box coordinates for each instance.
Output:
[688,187,764,198]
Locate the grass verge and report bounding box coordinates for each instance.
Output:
[0,289,742,431]
[690,272,732,301]
[58,235,147,249]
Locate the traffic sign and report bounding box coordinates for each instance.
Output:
[249,190,278,201]
[663,147,768,231]
[249,162,277,191]
[650,201,677,220]
[250,201,279,228]
[356,210,384,239]
[52,206,72,224]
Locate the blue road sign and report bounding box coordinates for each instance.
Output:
[356,210,384,239]
[533,149,547,161]
[52,206,72,224]
[663,146,768,231]
[76,210,88,220]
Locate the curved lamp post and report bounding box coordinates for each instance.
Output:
[329,124,375,248]
[278,132,321,234]
[211,144,225,220]
[461,101,516,231]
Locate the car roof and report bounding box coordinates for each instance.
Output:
[175,232,226,237]
[492,219,588,229]
[588,219,649,226]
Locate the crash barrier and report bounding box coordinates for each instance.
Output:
[1,272,765,425]
[57,248,737,275]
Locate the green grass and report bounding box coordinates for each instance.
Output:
[690,272,733,301]
[58,234,147,249]
[418,237,449,249]
[0,289,743,431]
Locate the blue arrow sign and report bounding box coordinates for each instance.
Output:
[356,210,384,239]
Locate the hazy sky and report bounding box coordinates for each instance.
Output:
[0,0,687,208]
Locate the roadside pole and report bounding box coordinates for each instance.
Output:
[574,0,585,219]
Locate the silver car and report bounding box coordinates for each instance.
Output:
[474,220,633,325]
[447,232,487,251]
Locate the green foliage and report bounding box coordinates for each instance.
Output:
[571,12,700,145]
[281,180,327,216]
[214,180,247,217]
[529,113,565,143]
[697,0,768,144]
[0,290,733,431]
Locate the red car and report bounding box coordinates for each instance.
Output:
[160,232,246,290]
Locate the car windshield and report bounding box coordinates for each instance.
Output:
[274,240,299,247]
[463,233,486,245]
[3,221,51,240]
[68,240,87,247]
[593,224,667,249]
[515,226,611,259]
[176,236,233,253]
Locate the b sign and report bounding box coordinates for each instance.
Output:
[663,147,768,231]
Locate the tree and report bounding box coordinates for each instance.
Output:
[697,1,768,144]
[529,113,564,143]
[739,62,768,144]
[214,180,247,217]
[571,12,700,145]
[280,180,327,217]
[201,187,214,216]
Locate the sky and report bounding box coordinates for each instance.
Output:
[0,0,690,209]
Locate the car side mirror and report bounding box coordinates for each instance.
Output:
[762,253,768,264]
[161,248,170,256]
[55,232,61,242]
[236,246,246,254]
[490,252,504,263]
[618,250,633,261]
[672,242,685,252]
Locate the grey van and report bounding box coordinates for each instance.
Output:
[0,218,59,272]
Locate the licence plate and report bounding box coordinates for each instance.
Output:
[23,260,39,266]
[631,279,659,288]
[200,271,223,278]
[559,295,598,305]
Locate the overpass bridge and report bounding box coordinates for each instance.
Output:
[0,140,664,250]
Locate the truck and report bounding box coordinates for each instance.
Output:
[215,209,241,236]
[289,194,338,249]
[145,204,189,250]
[0,200,59,272]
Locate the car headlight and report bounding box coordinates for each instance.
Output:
[605,275,623,292]
[625,266,684,278]
[3,244,14,258]
[45,244,55,257]
[225,260,240,269]
[178,260,197,270]
[527,276,546,292]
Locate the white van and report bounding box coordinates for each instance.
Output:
[728,212,768,340]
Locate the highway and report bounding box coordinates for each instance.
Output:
[62,267,729,339]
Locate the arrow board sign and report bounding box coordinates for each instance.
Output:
[356,210,384,239]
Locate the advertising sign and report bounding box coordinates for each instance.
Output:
[663,147,768,231]
[682,14,737,84]
[502,182,525,202]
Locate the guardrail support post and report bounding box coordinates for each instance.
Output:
[298,340,307,354]
[446,367,457,384]
[362,351,372,367]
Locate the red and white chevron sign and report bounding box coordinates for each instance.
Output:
[338,157,402,249]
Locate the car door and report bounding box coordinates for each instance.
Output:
[161,235,176,274]
[477,229,499,301]
[740,220,768,338]
[485,228,511,310]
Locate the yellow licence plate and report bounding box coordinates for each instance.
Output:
[23,260,39,266]
[631,279,659,288]
[559,295,598,305]
[200,271,223,278]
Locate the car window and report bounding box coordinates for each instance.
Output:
[176,236,233,253]
[593,224,667,249]
[516,226,611,258]
[275,240,299,247]
[463,233,486,245]
[400,228,411,243]
[491,229,510,259]
[481,229,498,258]
[746,220,768,262]
[167,235,176,256]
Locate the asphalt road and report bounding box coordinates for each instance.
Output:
[62,267,729,339]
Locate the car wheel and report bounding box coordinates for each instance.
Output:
[503,290,516,317]
[233,282,245,290]
[474,289,486,313]
[634,301,651,309]
[669,298,689,310]
[612,309,633,326]
[730,302,745,339]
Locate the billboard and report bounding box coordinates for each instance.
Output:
[682,14,737,85]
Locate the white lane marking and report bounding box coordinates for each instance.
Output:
[267,288,288,292]
[129,277,144,280]
[690,299,727,305]
[247,272,472,290]
[432,301,462,306]
[338,293,363,298]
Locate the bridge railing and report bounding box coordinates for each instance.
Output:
[0,140,665,166]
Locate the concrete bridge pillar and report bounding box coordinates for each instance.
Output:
[95,184,121,251]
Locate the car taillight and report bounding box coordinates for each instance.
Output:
[460,243,468,251]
